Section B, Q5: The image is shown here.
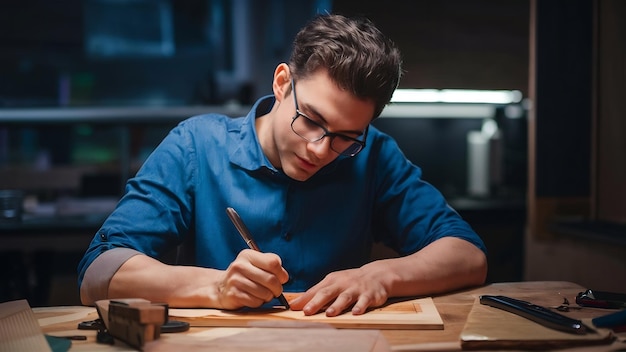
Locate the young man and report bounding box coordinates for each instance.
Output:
[78,14,487,317]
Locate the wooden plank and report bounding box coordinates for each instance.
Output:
[460,297,614,350]
[144,327,391,352]
[169,297,443,330]
[0,300,52,352]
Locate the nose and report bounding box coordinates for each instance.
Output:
[306,136,333,159]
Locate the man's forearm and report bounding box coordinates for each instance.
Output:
[106,254,224,308]
[363,237,487,298]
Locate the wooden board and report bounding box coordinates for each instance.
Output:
[169,297,443,330]
[0,300,52,352]
[145,327,392,352]
[460,297,615,350]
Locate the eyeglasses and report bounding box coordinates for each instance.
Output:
[290,79,368,157]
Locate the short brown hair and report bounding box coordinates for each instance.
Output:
[288,14,402,119]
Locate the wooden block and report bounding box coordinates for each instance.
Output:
[96,299,167,349]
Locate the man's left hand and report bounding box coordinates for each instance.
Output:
[287,266,391,316]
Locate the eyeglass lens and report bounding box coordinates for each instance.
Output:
[291,115,363,156]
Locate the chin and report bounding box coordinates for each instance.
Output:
[287,171,313,182]
[284,166,315,182]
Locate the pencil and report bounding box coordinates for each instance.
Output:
[226,207,291,309]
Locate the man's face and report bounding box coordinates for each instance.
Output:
[270,70,374,181]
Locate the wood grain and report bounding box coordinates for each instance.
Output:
[460,297,615,350]
[169,297,443,330]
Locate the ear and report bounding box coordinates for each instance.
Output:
[272,63,291,103]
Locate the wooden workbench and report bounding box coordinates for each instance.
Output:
[34,281,626,351]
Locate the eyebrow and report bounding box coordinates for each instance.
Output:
[300,101,365,136]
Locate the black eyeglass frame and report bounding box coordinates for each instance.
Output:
[290,79,368,157]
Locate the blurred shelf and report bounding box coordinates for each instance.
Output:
[0,105,249,124]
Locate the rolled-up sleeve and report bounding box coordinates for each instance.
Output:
[78,247,142,305]
[77,120,198,304]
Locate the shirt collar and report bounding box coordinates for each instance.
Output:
[228,96,277,173]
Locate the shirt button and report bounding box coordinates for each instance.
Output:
[283,232,292,241]
[98,230,107,241]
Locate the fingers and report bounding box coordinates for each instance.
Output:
[315,291,387,317]
[289,269,389,317]
[220,249,289,308]
[224,260,276,301]
[324,292,355,317]
[289,283,355,317]
[350,294,377,315]
[295,289,373,317]
[240,250,289,294]
[218,275,270,309]
[300,288,340,316]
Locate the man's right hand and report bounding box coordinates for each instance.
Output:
[216,249,290,309]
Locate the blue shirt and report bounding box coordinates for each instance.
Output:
[77,96,486,292]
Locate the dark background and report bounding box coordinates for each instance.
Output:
[0,0,560,306]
